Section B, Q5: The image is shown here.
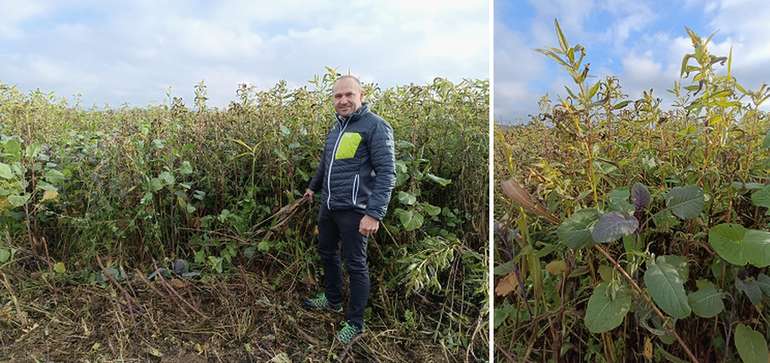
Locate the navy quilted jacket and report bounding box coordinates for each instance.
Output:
[308,103,396,220]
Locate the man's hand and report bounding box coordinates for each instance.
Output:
[359,215,379,237]
[303,189,315,201]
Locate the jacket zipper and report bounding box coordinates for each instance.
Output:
[326,118,349,209]
[352,174,360,206]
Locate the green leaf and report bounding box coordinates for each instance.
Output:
[658,255,689,281]
[613,100,632,110]
[257,240,271,252]
[757,274,770,297]
[556,208,599,249]
[584,282,632,333]
[425,173,451,187]
[734,324,768,363]
[607,188,634,214]
[644,257,691,319]
[7,194,30,207]
[736,277,764,305]
[751,184,770,210]
[44,169,66,184]
[422,203,441,217]
[3,139,22,160]
[591,211,638,243]
[0,248,10,263]
[763,130,770,149]
[554,19,569,52]
[665,185,704,219]
[149,178,164,192]
[179,161,193,175]
[709,223,748,265]
[395,208,424,231]
[687,280,724,318]
[709,224,770,267]
[53,261,66,273]
[744,230,770,267]
[398,191,417,205]
[159,171,175,186]
[0,163,13,179]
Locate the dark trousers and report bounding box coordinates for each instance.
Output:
[317,207,369,329]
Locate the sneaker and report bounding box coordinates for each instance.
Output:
[336,320,363,344]
[303,292,343,313]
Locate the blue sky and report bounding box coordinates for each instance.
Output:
[495,0,770,123]
[0,1,488,109]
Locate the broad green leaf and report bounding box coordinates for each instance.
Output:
[709,223,749,266]
[644,258,691,319]
[159,171,175,186]
[557,208,599,249]
[709,224,770,267]
[422,203,441,217]
[149,178,164,192]
[53,261,66,273]
[666,185,704,219]
[426,173,451,187]
[744,229,770,267]
[0,248,10,263]
[591,211,638,243]
[687,280,724,318]
[179,161,193,175]
[736,277,763,305]
[757,274,770,297]
[25,143,42,159]
[44,169,66,184]
[735,324,768,363]
[585,282,632,333]
[658,255,689,281]
[0,163,13,179]
[7,194,30,207]
[396,209,424,231]
[751,184,770,210]
[607,188,633,213]
[3,139,22,160]
[398,191,417,205]
[41,190,59,202]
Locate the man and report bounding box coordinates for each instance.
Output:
[302,75,396,344]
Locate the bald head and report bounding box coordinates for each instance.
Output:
[333,75,364,117]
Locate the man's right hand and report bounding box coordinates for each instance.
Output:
[303,189,315,201]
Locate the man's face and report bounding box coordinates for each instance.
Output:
[333,78,364,118]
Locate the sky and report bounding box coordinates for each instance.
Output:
[0,0,488,109]
[495,0,770,123]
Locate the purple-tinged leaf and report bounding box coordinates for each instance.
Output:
[591,212,639,243]
[631,182,651,210]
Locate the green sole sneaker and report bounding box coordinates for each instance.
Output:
[336,321,363,344]
[303,292,343,313]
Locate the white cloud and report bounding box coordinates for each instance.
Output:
[0,0,488,108]
[0,0,49,39]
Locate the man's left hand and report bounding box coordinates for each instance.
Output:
[359,215,380,237]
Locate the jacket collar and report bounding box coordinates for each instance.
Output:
[335,103,369,125]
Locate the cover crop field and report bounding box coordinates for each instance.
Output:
[495,21,770,362]
[0,70,488,362]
